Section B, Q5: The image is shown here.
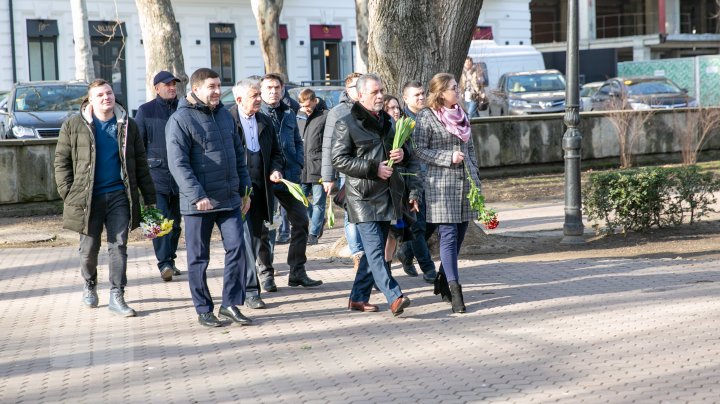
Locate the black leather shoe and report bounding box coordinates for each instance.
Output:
[402,263,419,277]
[422,269,437,284]
[245,295,266,309]
[288,275,323,287]
[172,265,182,276]
[307,234,319,245]
[262,278,278,292]
[198,312,223,327]
[218,305,253,325]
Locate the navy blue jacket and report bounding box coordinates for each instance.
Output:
[135,95,178,194]
[261,101,304,183]
[166,96,251,215]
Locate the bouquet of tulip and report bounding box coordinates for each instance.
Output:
[326,194,335,228]
[280,179,309,207]
[464,163,499,230]
[386,116,415,168]
[140,206,174,239]
[241,185,251,220]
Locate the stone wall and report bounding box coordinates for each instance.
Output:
[0,139,59,204]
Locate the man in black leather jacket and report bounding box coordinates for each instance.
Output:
[331,73,412,317]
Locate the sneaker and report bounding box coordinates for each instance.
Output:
[307,234,319,245]
[160,265,173,282]
[108,289,136,317]
[82,281,98,308]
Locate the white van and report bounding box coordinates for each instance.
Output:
[467,40,546,89]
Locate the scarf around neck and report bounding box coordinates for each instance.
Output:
[433,105,471,143]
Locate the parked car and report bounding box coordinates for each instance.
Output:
[589,77,698,111]
[580,81,604,111]
[0,81,87,139]
[487,69,566,116]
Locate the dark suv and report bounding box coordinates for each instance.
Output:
[0,81,87,140]
[488,70,566,116]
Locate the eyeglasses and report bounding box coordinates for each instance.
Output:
[347,85,356,89]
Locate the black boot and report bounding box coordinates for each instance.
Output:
[433,271,452,303]
[448,281,466,313]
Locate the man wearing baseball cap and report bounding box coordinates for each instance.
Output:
[135,70,184,282]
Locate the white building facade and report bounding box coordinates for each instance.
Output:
[0,0,532,111]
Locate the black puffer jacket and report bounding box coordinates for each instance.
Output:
[331,103,406,224]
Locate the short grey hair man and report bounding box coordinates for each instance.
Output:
[232,78,261,99]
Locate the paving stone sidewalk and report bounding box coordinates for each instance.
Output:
[1,203,720,403]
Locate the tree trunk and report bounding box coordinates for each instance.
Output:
[135,0,187,101]
[70,0,95,82]
[367,0,483,96]
[354,0,369,73]
[251,0,287,78]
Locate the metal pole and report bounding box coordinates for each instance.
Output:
[561,0,584,244]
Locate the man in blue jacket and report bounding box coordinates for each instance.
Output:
[135,70,183,282]
[259,73,322,292]
[166,68,253,328]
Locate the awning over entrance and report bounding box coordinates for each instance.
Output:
[279,24,288,40]
[473,26,493,40]
[310,25,342,40]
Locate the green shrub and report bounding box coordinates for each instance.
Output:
[583,166,720,234]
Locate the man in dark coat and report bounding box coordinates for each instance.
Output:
[258,73,323,292]
[331,73,412,317]
[228,78,285,310]
[166,68,253,328]
[134,70,183,282]
[298,88,329,245]
[54,79,156,318]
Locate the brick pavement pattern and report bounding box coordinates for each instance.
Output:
[2,226,720,403]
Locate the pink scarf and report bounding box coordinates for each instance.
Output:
[433,105,471,143]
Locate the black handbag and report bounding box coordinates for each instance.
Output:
[332,183,346,207]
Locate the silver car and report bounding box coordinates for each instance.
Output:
[488,70,566,116]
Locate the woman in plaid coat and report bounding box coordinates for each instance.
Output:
[412,73,481,314]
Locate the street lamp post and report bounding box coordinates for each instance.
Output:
[561,0,584,244]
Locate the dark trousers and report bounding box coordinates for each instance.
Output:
[79,189,130,291]
[256,186,309,280]
[397,194,436,275]
[184,208,247,314]
[352,221,403,304]
[434,222,469,283]
[245,183,274,293]
[151,192,182,271]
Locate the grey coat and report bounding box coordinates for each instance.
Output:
[412,108,481,224]
[321,91,353,182]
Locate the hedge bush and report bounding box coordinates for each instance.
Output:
[583,166,720,234]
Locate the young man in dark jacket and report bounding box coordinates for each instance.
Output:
[134,70,183,282]
[54,79,156,318]
[298,88,329,245]
[166,68,253,328]
[331,73,411,317]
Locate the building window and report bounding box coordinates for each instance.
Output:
[26,20,59,81]
[210,23,236,86]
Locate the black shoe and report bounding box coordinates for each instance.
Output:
[262,278,278,292]
[172,265,182,276]
[198,312,223,327]
[218,305,253,325]
[82,281,98,308]
[422,269,437,284]
[245,295,266,309]
[275,235,290,245]
[434,271,452,304]
[449,281,466,313]
[402,263,419,277]
[108,289,136,317]
[160,265,173,282]
[288,274,323,287]
[307,234,319,245]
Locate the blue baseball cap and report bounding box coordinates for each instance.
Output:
[153,71,181,86]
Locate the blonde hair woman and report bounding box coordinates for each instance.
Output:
[411,73,482,313]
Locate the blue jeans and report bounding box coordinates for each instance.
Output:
[79,189,130,291]
[152,192,182,271]
[466,100,478,118]
[352,221,403,305]
[340,175,363,255]
[184,208,247,314]
[277,205,290,240]
[436,222,469,283]
[301,182,326,237]
[396,194,435,275]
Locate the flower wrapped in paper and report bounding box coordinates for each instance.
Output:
[140,206,174,239]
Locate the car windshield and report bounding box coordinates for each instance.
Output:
[507,74,566,93]
[626,80,682,96]
[288,87,344,109]
[580,85,600,97]
[14,85,87,112]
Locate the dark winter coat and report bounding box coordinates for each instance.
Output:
[261,101,303,183]
[54,102,156,234]
[299,107,329,184]
[134,95,178,195]
[321,91,354,182]
[229,105,285,222]
[331,103,407,224]
[166,96,251,215]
